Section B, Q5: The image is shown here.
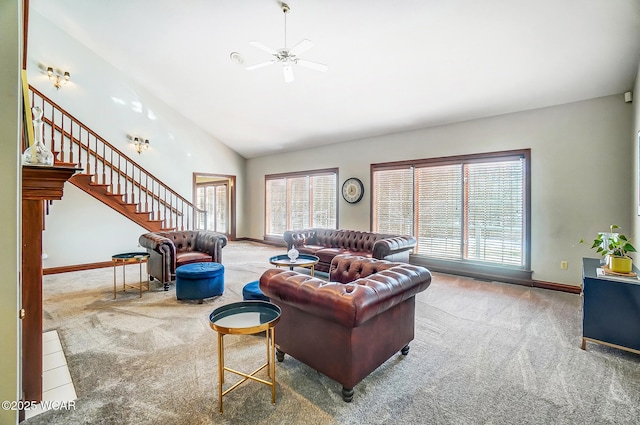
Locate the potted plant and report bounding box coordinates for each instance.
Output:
[581,225,637,274]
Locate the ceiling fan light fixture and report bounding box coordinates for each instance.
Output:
[245,2,327,83]
[283,63,294,83]
[229,52,244,65]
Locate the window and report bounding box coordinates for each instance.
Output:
[265,168,338,238]
[196,182,228,233]
[372,150,530,271]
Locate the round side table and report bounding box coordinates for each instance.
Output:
[111,252,150,299]
[268,254,320,276]
[209,301,281,413]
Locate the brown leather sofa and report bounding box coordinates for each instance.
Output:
[260,254,432,402]
[283,228,416,273]
[138,230,227,290]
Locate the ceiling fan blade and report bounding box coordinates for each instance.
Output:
[288,39,314,56]
[296,59,328,73]
[249,41,278,56]
[246,60,276,71]
[282,64,294,83]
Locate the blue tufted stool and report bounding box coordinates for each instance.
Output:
[242,280,269,302]
[175,262,224,303]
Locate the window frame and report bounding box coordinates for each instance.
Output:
[371,149,531,283]
[264,167,339,243]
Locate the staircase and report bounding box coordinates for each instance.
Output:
[28,85,205,232]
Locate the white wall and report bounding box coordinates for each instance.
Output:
[0,0,21,422]
[247,95,633,286]
[27,10,247,267]
[632,60,640,261]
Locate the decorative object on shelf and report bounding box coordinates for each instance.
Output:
[342,177,364,204]
[47,66,70,90]
[22,106,54,166]
[581,225,637,274]
[127,134,150,154]
[245,2,328,83]
[287,247,299,262]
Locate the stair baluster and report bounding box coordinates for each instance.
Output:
[28,85,205,232]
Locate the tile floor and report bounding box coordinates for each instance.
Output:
[24,330,77,420]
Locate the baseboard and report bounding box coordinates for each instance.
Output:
[532,280,581,294]
[43,261,112,275]
[236,237,286,247]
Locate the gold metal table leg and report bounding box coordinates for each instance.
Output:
[113,261,116,299]
[266,328,270,379]
[270,327,276,404]
[218,332,224,413]
[215,325,278,413]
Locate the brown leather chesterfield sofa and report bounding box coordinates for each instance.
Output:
[138,230,227,290]
[283,228,416,273]
[260,254,432,402]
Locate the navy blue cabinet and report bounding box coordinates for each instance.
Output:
[581,257,640,354]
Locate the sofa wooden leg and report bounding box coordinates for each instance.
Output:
[341,387,354,402]
[401,344,410,355]
[276,349,285,362]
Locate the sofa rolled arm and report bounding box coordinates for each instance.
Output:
[139,232,175,282]
[372,235,416,259]
[139,232,175,258]
[283,229,318,250]
[260,261,431,328]
[195,231,228,263]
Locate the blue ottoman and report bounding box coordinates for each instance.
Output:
[175,262,224,303]
[242,280,269,302]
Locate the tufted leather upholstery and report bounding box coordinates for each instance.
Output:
[260,254,431,401]
[283,229,416,273]
[139,230,227,290]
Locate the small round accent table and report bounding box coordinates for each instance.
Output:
[111,252,150,299]
[268,254,320,276]
[209,301,281,413]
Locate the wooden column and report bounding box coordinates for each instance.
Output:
[22,165,79,402]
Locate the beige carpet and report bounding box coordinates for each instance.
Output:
[24,241,640,424]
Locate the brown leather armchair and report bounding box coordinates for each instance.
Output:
[138,230,227,290]
[260,254,431,401]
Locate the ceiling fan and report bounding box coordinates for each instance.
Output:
[246,2,328,83]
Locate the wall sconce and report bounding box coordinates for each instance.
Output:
[127,135,150,154]
[47,67,70,90]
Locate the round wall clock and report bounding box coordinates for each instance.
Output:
[342,178,364,204]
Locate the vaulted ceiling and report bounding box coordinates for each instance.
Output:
[30,0,640,158]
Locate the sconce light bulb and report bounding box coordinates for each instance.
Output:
[47,67,53,78]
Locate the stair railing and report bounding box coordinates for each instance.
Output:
[28,85,206,231]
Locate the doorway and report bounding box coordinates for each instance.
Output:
[193,173,236,240]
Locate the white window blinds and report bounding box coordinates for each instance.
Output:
[415,164,463,259]
[465,159,524,265]
[265,169,337,237]
[373,151,528,268]
[372,167,413,235]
